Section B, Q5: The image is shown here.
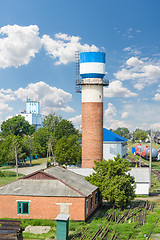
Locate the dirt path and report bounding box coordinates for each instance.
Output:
[6,163,46,175]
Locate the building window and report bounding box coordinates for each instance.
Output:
[18,202,29,214]
[86,199,89,215]
[95,192,98,205]
[90,196,93,210]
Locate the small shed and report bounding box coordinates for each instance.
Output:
[129,168,150,195]
[103,128,127,160]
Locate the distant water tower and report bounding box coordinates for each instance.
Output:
[76,52,108,168]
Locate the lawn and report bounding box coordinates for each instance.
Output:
[14,200,159,239]
[0,171,24,186]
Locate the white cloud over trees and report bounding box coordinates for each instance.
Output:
[104,103,131,130]
[14,81,74,114]
[68,115,82,130]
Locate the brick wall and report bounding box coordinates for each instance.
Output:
[85,189,101,219]
[82,102,103,168]
[0,194,100,221]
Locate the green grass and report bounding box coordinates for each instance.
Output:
[0,157,47,171]
[0,171,24,186]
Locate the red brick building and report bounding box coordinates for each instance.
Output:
[0,166,100,221]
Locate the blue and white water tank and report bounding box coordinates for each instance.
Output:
[80,52,105,79]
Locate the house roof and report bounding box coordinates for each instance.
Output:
[0,166,97,197]
[129,168,150,183]
[0,179,82,197]
[44,166,97,196]
[103,128,128,142]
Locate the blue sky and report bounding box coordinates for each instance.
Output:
[0,0,160,131]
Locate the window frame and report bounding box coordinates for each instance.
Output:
[18,201,29,215]
[95,192,98,205]
[86,199,89,215]
[90,196,93,210]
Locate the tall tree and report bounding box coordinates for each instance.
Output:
[133,129,148,142]
[86,155,136,208]
[54,119,78,141]
[32,128,50,157]
[43,113,62,133]
[1,115,35,137]
[114,128,130,139]
[0,135,25,166]
[54,134,82,166]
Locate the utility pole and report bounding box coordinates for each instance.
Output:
[15,146,18,180]
[139,148,141,167]
[29,137,32,165]
[46,138,54,168]
[149,130,152,188]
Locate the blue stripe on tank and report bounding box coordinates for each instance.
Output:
[80,73,105,78]
[80,52,105,63]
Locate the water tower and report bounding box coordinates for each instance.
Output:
[76,52,108,168]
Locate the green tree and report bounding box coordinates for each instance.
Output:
[133,129,148,142]
[1,115,35,137]
[85,155,136,208]
[54,119,78,141]
[43,113,62,133]
[32,128,50,157]
[54,134,82,166]
[114,127,130,139]
[0,135,25,166]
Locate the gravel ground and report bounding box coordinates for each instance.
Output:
[24,225,51,234]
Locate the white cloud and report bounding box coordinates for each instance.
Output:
[134,83,144,90]
[104,103,132,130]
[0,102,12,113]
[123,47,141,56]
[123,47,131,52]
[121,112,129,119]
[151,123,160,130]
[0,25,99,68]
[104,103,116,121]
[69,115,82,130]
[0,25,41,69]
[114,56,160,90]
[0,88,15,114]
[126,57,143,67]
[153,85,160,101]
[14,81,74,114]
[104,119,131,130]
[154,94,160,100]
[41,33,99,65]
[104,80,137,98]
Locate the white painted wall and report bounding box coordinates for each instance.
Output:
[135,183,149,195]
[82,85,103,102]
[80,62,105,75]
[26,101,40,114]
[103,142,127,160]
[21,113,45,130]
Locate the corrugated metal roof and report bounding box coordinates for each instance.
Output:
[0,179,82,197]
[129,168,150,183]
[103,128,128,142]
[44,166,97,196]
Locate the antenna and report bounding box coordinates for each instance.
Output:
[75,51,81,93]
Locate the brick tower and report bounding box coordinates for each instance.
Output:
[79,52,108,168]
